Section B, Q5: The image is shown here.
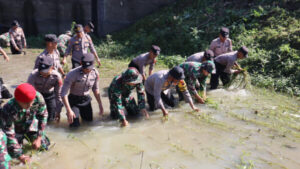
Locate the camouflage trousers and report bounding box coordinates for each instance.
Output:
[0,132,11,169]
[57,46,66,57]
[16,132,50,151]
[108,92,139,120]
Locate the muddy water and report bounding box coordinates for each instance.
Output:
[1,49,300,169]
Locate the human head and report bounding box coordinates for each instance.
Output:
[11,20,19,29]
[74,24,84,37]
[38,56,54,77]
[45,34,58,50]
[219,27,229,41]
[237,46,249,59]
[84,22,94,33]
[122,67,143,85]
[203,49,214,61]
[168,66,185,85]
[81,53,95,73]
[14,83,36,109]
[149,45,161,59]
[200,61,216,76]
[65,30,72,37]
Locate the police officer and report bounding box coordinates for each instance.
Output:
[9,20,26,54]
[178,61,215,103]
[33,34,65,77]
[0,83,50,164]
[210,46,249,89]
[186,49,214,63]
[57,31,72,57]
[128,45,160,81]
[61,53,104,127]
[209,27,232,57]
[62,24,101,68]
[108,67,149,127]
[28,57,63,122]
[145,66,199,117]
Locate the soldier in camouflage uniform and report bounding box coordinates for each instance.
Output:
[0,33,10,47]
[0,83,50,164]
[57,31,72,57]
[0,129,11,169]
[178,61,215,103]
[108,67,149,127]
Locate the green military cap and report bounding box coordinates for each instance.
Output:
[122,67,143,84]
[201,61,216,74]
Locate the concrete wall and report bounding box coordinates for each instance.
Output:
[0,0,175,36]
[97,0,175,36]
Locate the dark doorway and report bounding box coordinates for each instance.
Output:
[23,0,38,35]
[72,1,85,25]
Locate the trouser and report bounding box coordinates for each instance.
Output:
[15,132,50,151]
[41,92,56,122]
[146,91,176,111]
[57,46,66,58]
[10,40,22,54]
[128,61,141,73]
[0,78,12,100]
[0,131,11,169]
[109,92,139,120]
[71,59,81,69]
[210,61,230,89]
[68,94,93,127]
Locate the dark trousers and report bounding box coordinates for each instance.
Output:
[41,92,56,122]
[210,61,230,89]
[0,78,12,99]
[68,94,93,127]
[146,91,176,111]
[10,41,22,54]
[71,59,81,69]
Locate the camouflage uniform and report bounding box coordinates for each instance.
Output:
[57,34,71,57]
[0,33,10,47]
[179,62,208,95]
[0,130,11,169]
[108,69,146,120]
[0,92,49,158]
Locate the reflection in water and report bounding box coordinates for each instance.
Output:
[0,50,299,169]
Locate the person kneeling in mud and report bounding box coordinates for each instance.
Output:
[28,57,63,122]
[61,53,104,127]
[0,83,50,164]
[145,66,199,117]
[108,67,149,127]
[210,46,249,89]
[177,61,216,104]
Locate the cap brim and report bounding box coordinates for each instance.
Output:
[130,74,143,84]
[82,64,94,69]
[40,67,51,73]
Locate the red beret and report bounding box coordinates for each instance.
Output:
[14,83,36,103]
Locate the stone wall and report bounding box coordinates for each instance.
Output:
[0,0,175,36]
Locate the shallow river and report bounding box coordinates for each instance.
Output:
[0,49,299,169]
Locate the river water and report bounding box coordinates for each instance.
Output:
[0,49,299,169]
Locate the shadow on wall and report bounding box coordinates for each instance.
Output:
[24,0,38,36]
